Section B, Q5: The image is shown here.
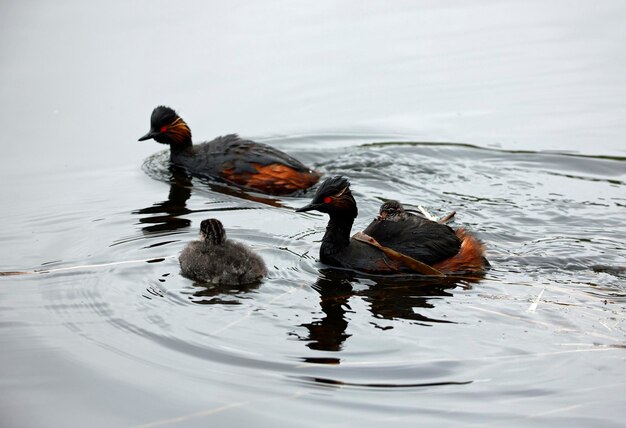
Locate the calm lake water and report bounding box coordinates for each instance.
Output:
[1,1,625,427]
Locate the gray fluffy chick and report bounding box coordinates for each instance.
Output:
[179,219,267,285]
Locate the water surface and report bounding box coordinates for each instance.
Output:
[1,1,625,427]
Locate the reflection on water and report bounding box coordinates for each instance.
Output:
[2,138,626,427]
[133,171,193,233]
[299,269,486,355]
[301,375,473,389]
[133,155,287,245]
[362,276,459,326]
[299,272,353,353]
[185,280,262,305]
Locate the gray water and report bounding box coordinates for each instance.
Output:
[1,1,625,427]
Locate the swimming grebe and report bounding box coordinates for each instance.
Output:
[139,106,320,195]
[179,218,267,285]
[296,176,487,275]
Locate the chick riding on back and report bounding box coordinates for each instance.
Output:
[296,176,487,275]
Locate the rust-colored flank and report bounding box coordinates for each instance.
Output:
[433,228,486,274]
[222,163,320,195]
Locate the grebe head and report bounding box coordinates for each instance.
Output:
[199,218,226,245]
[138,105,191,146]
[296,176,357,218]
[378,200,404,220]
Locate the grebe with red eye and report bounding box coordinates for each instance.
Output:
[296,176,487,275]
[139,106,320,195]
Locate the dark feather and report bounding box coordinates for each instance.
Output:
[363,210,461,266]
[150,105,178,128]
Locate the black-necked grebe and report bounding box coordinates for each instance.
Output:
[296,176,487,275]
[179,219,267,285]
[139,106,320,195]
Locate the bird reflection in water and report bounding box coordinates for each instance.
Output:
[186,280,262,305]
[299,269,484,362]
[135,166,287,235]
[134,170,193,234]
[301,272,354,354]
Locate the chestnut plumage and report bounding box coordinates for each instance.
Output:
[139,106,320,195]
[297,176,487,275]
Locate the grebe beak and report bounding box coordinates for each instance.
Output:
[138,130,157,141]
[295,202,320,212]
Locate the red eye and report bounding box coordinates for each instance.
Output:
[324,197,332,204]
[160,126,168,133]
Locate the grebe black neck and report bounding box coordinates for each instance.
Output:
[322,215,354,252]
[296,176,358,251]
